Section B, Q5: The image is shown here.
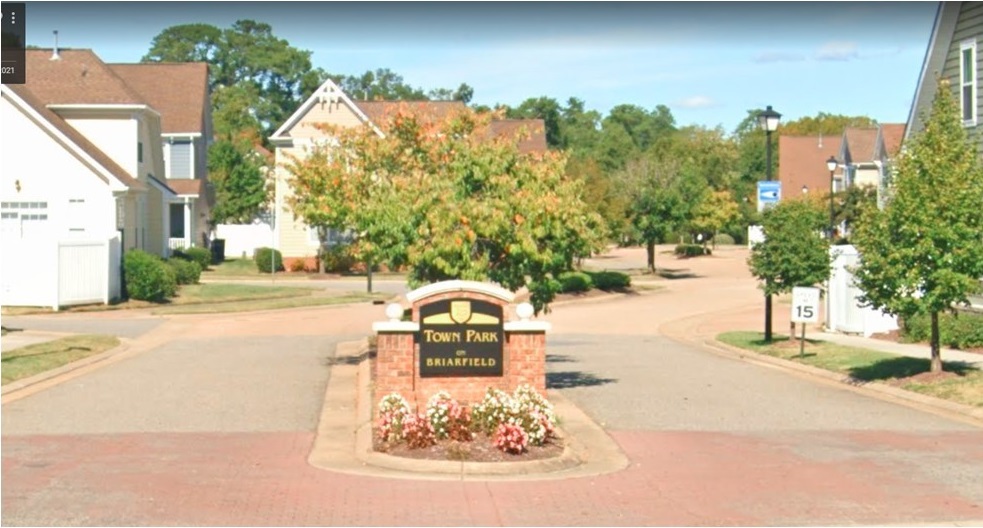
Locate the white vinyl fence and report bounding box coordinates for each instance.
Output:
[215,222,274,259]
[826,245,898,337]
[1,236,120,310]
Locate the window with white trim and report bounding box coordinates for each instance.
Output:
[961,39,977,126]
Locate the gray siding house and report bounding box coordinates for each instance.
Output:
[906,1,983,156]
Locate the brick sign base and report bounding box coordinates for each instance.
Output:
[373,281,548,407]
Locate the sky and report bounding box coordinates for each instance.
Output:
[20,1,939,133]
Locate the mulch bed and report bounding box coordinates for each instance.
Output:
[374,434,564,463]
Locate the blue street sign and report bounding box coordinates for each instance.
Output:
[757,181,782,212]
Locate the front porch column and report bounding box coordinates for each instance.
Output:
[183,199,192,248]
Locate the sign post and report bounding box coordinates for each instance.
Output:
[791,286,820,358]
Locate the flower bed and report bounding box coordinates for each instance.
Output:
[374,386,563,461]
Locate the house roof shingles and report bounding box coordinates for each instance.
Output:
[167,179,205,197]
[778,135,843,197]
[489,119,548,154]
[109,62,208,134]
[842,127,879,163]
[353,100,547,154]
[878,123,906,157]
[4,84,146,191]
[24,49,148,106]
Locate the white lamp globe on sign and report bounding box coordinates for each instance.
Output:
[385,303,404,322]
[516,302,534,321]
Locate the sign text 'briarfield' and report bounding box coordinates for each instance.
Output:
[418,298,504,377]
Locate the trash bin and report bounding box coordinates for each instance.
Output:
[210,239,225,265]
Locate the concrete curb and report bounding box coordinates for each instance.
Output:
[1,339,132,401]
[702,338,983,428]
[307,339,630,481]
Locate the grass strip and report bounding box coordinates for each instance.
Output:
[2,335,120,384]
[717,331,983,408]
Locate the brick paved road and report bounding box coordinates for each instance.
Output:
[3,247,982,526]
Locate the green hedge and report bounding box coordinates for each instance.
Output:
[167,258,202,285]
[901,310,983,350]
[254,247,284,273]
[174,247,211,271]
[124,250,177,302]
[321,244,357,273]
[714,233,736,246]
[674,244,711,257]
[558,271,592,293]
[585,270,631,291]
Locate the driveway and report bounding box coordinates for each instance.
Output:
[2,246,981,526]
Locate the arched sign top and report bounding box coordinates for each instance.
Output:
[405,280,515,304]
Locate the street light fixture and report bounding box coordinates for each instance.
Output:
[826,156,837,240]
[802,185,808,194]
[758,105,781,341]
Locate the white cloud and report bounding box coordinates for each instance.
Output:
[753,51,806,63]
[815,41,860,61]
[674,96,717,109]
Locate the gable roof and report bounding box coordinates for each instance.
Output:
[271,78,375,139]
[489,119,548,154]
[840,127,879,164]
[778,135,843,196]
[2,84,146,191]
[354,100,468,126]
[167,178,205,197]
[906,2,959,141]
[109,62,208,134]
[24,49,148,106]
[877,124,906,158]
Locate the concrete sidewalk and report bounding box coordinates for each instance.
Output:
[820,331,983,368]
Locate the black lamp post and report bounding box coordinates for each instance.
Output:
[826,156,837,240]
[757,105,781,341]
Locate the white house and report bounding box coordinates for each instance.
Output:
[0,49,175,309]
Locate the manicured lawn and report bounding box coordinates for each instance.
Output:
[151,291,389,315]
[1,335,120,384]
[1,284,388,316]
[204,258,266,278]
[717,331,983,408]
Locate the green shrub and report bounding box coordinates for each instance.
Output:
[321,244,357,273]
[124,250,177,302]
[714,233,736,246]
[674,244,711,257]
[254,247,284,273]
[173,246,211,271]
[901,310,983,350]
[167,258,202,285]
[558,271,592,293]
[586,270,631,291]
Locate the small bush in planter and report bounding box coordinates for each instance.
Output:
[254,247,284,273]
[558,271,593,293]
[586,270,631,291]
[124,250,177,302]
[674,243,711,257]
[167,258,202,285]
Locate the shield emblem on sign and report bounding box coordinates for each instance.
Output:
[450,301,472,324]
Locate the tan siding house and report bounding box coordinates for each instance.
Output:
[270,79,547,269]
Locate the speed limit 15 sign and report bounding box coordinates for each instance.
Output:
[791,286,820,323]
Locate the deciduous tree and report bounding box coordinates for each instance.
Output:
[748,198,832,341]
[851,79,983,372]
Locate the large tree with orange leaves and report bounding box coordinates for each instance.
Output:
[285,106,604,313]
